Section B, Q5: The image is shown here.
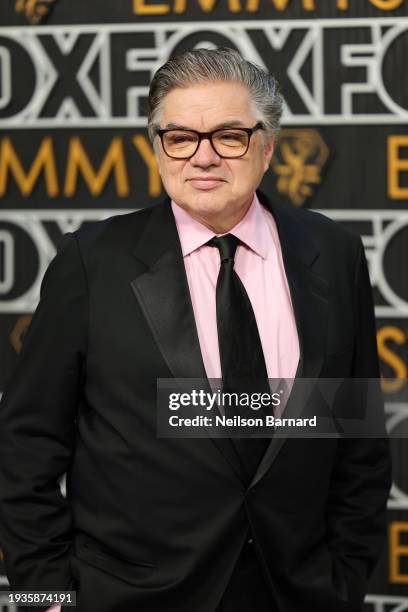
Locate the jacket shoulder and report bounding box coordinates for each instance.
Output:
[265,196,362,269]
[71,205,157,255]
[278,201,358,245]
[298,207,362,268]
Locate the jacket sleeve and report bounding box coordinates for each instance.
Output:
[325,237,392,609]
[0,232,87,607]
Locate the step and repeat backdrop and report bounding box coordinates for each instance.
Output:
[0,0,408,609]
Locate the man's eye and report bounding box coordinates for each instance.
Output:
[167,134,196,145]
[222,134,240,140]
[217,131,247,145]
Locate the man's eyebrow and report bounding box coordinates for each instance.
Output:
[163,120,247,130]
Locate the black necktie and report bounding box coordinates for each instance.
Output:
[207,234,271,483]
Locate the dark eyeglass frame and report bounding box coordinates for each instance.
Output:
[155,122,265,159]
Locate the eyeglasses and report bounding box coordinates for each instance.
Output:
[156,122,265,159]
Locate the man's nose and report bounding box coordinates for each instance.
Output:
[189,137,221,166]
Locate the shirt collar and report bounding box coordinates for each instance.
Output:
[171,193,268,260]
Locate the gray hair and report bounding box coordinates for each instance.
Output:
[147,48,283,144]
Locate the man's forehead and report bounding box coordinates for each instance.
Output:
[159,82,256,128]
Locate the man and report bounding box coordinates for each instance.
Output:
[0,48,391,612]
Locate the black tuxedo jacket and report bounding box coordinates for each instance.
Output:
[0,191,391,612]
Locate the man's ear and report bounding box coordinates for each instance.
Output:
[154,143,163,177]
[263,138,275,173]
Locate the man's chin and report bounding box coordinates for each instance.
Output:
[190,194,230,213]
[174,195,228,222]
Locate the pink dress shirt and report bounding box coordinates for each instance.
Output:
[171,192,300,392]
[46,193,299,612]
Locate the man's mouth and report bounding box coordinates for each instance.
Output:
[187,177,225,189]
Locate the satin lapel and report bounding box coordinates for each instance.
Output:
[130,200,245,484]
[250,192,329,488]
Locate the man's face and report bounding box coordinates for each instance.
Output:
[154,81,274,229]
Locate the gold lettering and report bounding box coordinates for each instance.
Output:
[131,0,407,12]
[270,0,316,9]
[388,136,408,200]
[174,0,241,12]
[133,0,170,14]
[64,137,129,197]
[132,136,162,198]
[369,0,404,9]
[247,0,315,12]
[0,137,58,197]
[336,0,405,11]
[390,522,408,584]
[378,326,407,393]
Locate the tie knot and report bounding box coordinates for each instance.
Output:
[207,234,240,263]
